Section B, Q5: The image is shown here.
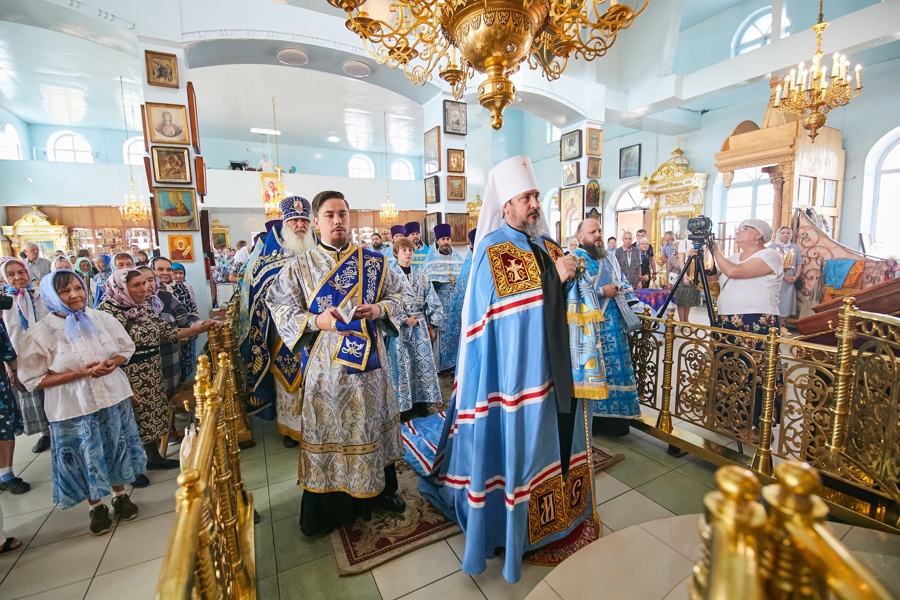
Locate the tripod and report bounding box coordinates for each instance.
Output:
[656,242,717,325]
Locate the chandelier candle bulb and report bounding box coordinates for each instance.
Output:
[855,64,861,89]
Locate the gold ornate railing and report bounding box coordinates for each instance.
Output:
[693,462,892,600]
[630,298,900,533]
[155,324,256,598]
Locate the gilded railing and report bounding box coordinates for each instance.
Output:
[630,299,900,532]
[692,462,892,600]
[155,334,256,598]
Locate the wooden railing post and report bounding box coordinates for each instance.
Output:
[656,309,677,433]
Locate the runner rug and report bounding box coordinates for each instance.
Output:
[329,445,624,575]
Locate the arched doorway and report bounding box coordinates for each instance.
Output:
[615,184,651,241]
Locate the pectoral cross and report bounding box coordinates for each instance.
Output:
[506,259,526,282]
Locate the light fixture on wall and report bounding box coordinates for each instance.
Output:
[117,77,151,224]
[379,113,399,224]
[328,0,649,130]
[773,0,862,142]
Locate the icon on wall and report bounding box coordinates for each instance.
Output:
[167,234,194,262]
[155,188,198,231]
[152,146,192,184]
[145,50,179,89]
[443,100,467,135]
[447,175,466,201]
[560,130,583,161]
[146,103,190,145]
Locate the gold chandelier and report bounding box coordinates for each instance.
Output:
[380,192,399,223]
[327,0,650,129]
[774,0,862,142]
[120,180,152,224]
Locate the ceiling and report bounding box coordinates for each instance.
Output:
[680,0,747,31]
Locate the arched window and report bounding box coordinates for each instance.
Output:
[390,158,414,181]
[348,154,375,178]
[872,139,900,257]
[732,7,791,56]
[722,167,774,234]
[122,136,145,165]
[47,130,94,163]
[614,184,651,241]
[615,184,651,211]
[0,124,22,160]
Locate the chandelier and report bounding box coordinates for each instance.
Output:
[773,0,862,142]
[380,192,399,223]
[120,180,152,224]
[327,0,650,129]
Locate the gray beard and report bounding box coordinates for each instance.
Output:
[521,221,543,239]
[282,224,315,255]
[581,243,607,260]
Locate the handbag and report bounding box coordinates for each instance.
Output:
[794,276,804,291]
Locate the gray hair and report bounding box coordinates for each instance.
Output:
[25,242,40,251]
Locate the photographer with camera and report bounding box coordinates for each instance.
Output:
[692,218,784,432]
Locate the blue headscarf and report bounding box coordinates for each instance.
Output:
[2,258,37,331]
[40,270,99,340]
[172,262,185,273]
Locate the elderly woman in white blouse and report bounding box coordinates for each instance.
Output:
[18,270,146,537]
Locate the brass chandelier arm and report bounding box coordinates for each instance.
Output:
[545,0,649,61]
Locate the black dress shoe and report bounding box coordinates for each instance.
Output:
[282,435,299,449]
[377,493,406,513]
[132,474,151,488]
[31,436,51,454]
[146,457,180,470]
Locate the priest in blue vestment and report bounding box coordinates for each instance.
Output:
[421,223,465,372]
[386,237,443,419]
[440,228,476,375]
[370,232,391,257]
[405,156,597,583]
[573,218,641,436]
[405,221,429,270]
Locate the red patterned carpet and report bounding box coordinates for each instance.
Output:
[329,446,623,575]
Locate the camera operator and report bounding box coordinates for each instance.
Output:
[690,218,784,432]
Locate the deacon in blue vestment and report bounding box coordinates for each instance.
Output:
[370,232,391,258]
[386,237,443,417]
[266,190,408,536]
[440,228,476,375]
[247,197,316,448]
[405,221,429,270]
[406,156,596,583]
[421,223,465,372]
[573,218,641,437]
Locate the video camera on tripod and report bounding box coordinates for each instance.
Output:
[687,215,715,250]
[655,214,718,322]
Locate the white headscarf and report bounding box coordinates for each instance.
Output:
[473,155,550,252]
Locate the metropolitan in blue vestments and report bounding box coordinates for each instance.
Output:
[386,237,443,416]
[405,156,595,583]
[572,218,640,436]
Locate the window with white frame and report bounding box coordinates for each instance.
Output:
[0,124,22,160]
[873,139,900,257]
[390,158,414,180]
[348,154,375,178]
[547,123,562,144]
[122,136,145,165]
[615,184,652,211]
[47,130,94,163]
[733,7,791,56]
[722,167,774,234]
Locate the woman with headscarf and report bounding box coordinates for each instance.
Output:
[18,270,145,535]
[98,269,213,482]
[73,256,96,307]
[152,257,201,388]
[91,254,112,308]
[769,225,802,320]
[171,262,200,381]
[1,259,51,454]
[51,256,73,272]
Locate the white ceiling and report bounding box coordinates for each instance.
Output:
[191,64,425,154]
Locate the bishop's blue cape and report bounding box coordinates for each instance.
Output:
[246,224,303,419]
[404,223,594,583]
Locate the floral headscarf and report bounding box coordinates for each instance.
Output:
[112,252,135,270]
[94,254,113,283]
[39,270,98,339]
[74,256,93,277]
[101,268,150,323]
[136,266,164,315]
[2,259,37,331]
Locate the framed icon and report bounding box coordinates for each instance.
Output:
[562,162,580,186]
[152,146,192,184]
[155,188,198,231]
[145,50,179,88]
[586,179,601,208]
[447,148,465,173]
[424,126,441,175]
[587,157,602,179]
[260,172,280,207]
[146,102,190,145]
[445,212,469,244]
[619,144,641,179]
[447,175,466,201]
[559,185,585,242]
[425,175,440,204]
[560,129,582,161]
[187,81,201,154]
[167,234,195,262]
[425,212,442,246]
[443,100,467,135]
[586,127,603,157]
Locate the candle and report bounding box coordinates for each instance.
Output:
[790,68,797,87]
[832,52,839,77]
[775,84,782,105]
[855,64,862,88]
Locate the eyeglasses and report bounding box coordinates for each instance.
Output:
[734,226,751,234]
